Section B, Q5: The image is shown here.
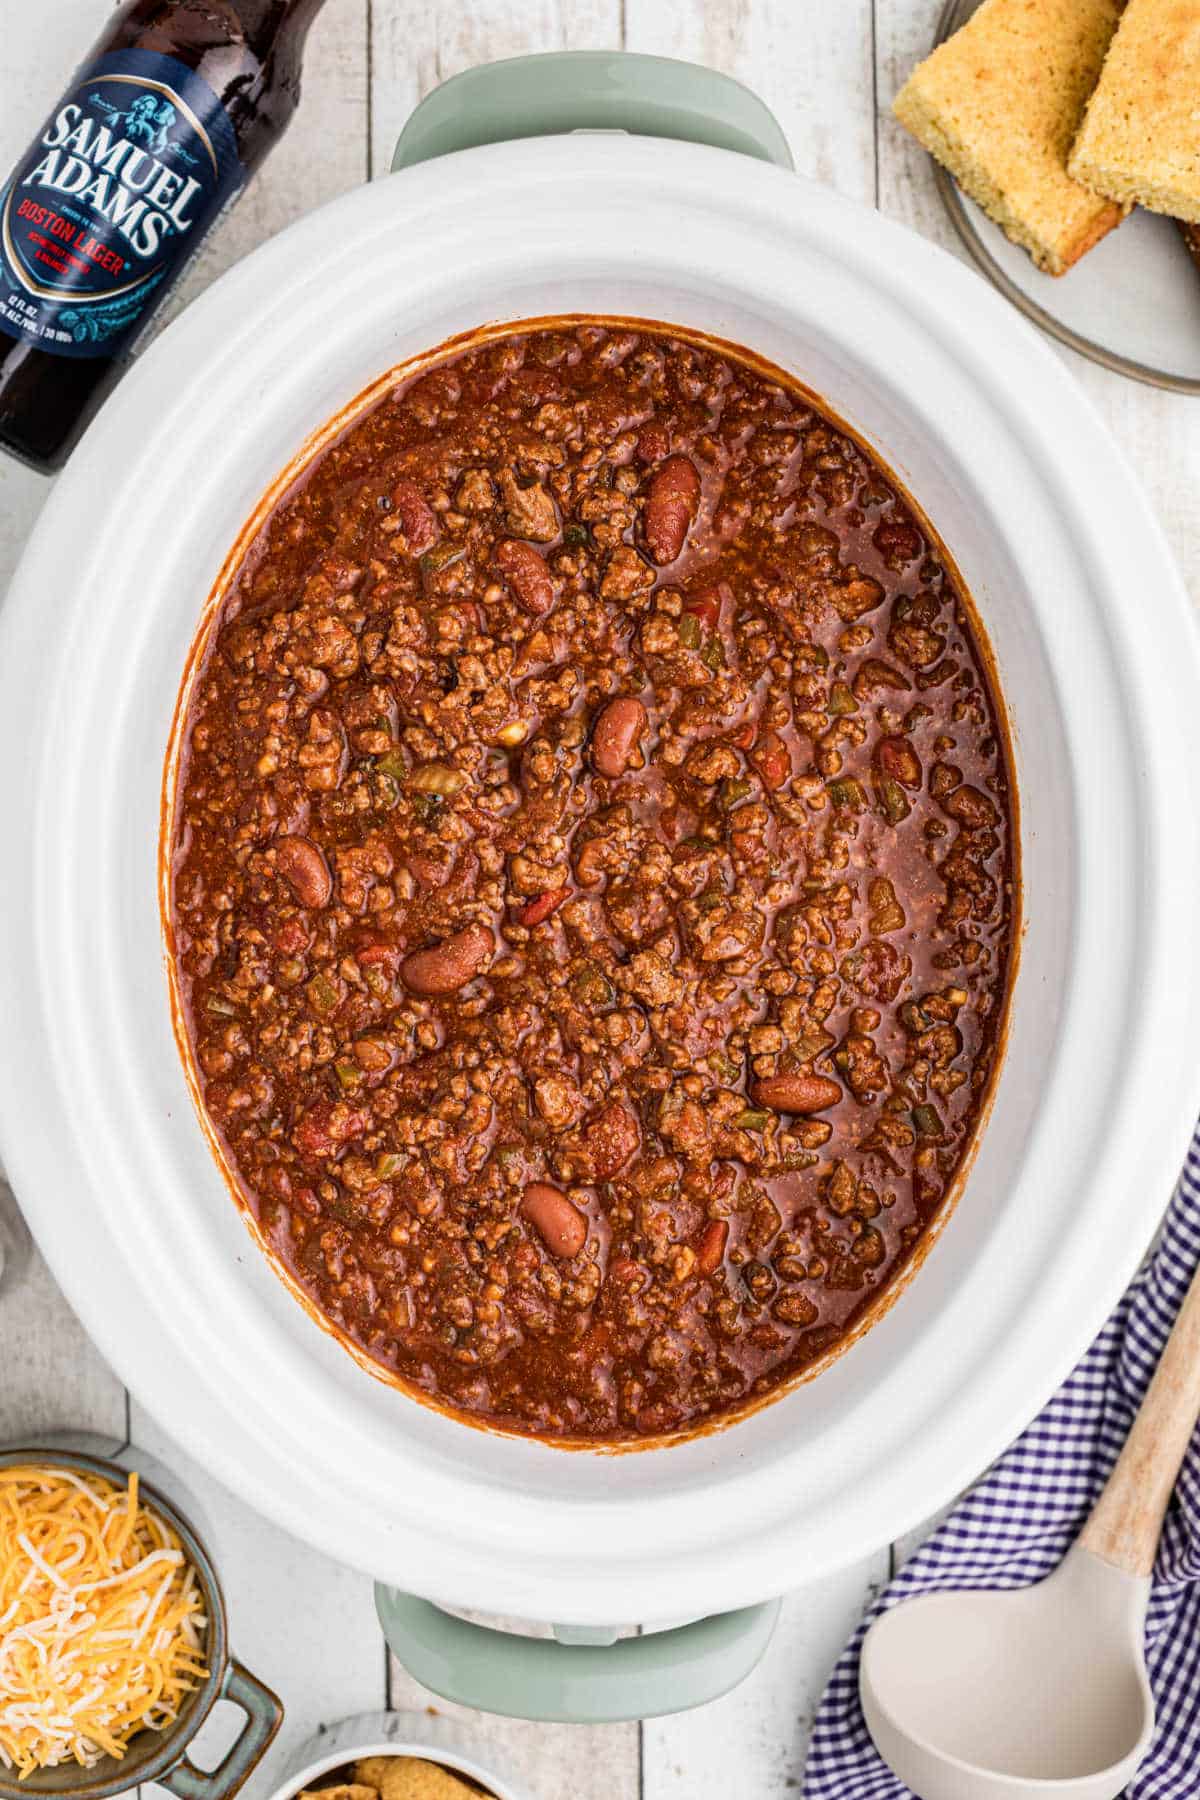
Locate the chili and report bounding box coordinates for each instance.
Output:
[168,320,1015,1442]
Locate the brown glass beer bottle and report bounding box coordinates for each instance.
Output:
[0,0,327,473]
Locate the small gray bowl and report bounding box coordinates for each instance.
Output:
[0,1448,281,1800]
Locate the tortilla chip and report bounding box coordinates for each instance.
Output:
[354,1757,481,1800]
[298,1788,379,1800]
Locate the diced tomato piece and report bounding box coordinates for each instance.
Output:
[683,588,723,631]
[274,916,309,956]
[294,1100,368,1160]
[635,418,671,464]
[357,942,398,967]
[328,1104,370,1142]
[443,600,482,629]
[517,886,571,927]
[406,853,446,888]
[294,1110,335,1160]
[752,729,792,791]
[695,1219,729,1277]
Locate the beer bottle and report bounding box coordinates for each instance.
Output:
[0,0,328,473]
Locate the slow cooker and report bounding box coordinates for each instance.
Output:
[2,52,1199,1718]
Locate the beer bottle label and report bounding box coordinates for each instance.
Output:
[0,49,243,361]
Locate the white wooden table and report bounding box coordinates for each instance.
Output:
[2,3,1197,1796]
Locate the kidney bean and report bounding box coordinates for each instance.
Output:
[275,836,332,909]
[751,1073,843,1114]
[695,1219,729,1277]
[401,923,494,997]
[876,734,923,789]
[642,455,700,564]
[517,886,571,927]
[579,1099,640,1180]
[521,1182,588,1258]
[494,538,555,615]
[391,477,438,554]
[591,696,648,778]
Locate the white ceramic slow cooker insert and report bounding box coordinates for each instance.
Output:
[2,111,1199,1642]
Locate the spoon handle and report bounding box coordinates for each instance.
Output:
[1081,1252,1200,1577]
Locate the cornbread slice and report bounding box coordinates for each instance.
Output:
[1069,0,1200,223]
[894,0,1127,275]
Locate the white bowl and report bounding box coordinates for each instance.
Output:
[2,135,1199,1629]
[267,1712,526,1800]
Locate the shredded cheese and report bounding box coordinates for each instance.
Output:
[0,1465,208,1778]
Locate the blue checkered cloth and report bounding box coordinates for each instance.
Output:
[804,1126,1200,1800]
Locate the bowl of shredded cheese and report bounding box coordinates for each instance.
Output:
[0,1451,281,1800]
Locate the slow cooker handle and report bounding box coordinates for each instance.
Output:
[374,1585,781,1722]
[390,51,793,172]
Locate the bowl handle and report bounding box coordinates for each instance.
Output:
[158,1661,283,1800]
[390,51,793,173]
[375,1585,780,1722]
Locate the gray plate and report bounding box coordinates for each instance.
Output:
[931,0,1200,393]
